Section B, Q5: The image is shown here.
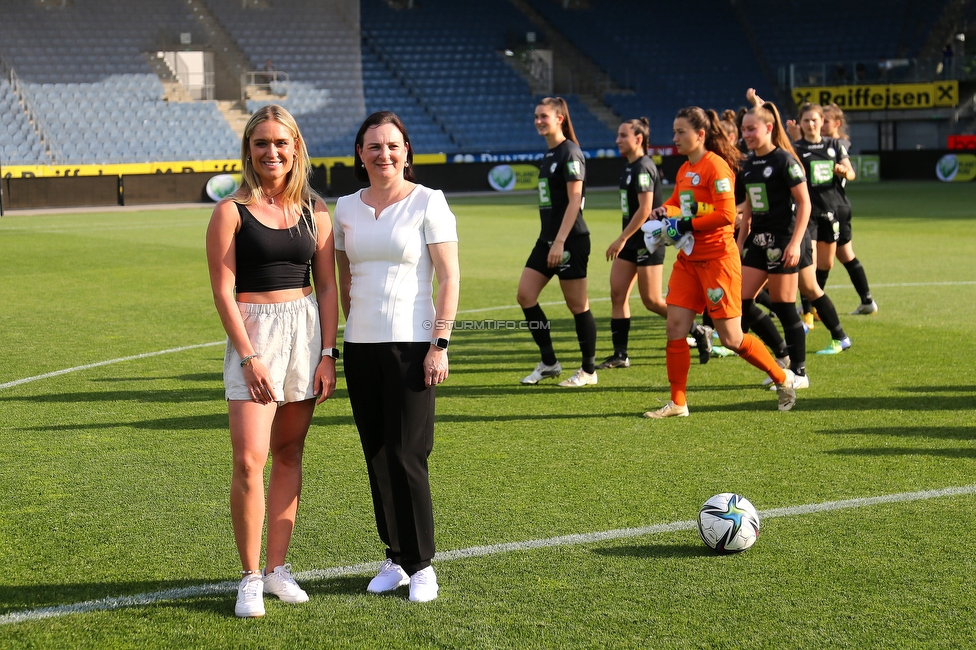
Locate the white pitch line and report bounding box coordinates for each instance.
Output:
[2,484,974,626]
[3,279,973,391]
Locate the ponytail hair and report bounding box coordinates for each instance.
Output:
[746,101,800,163]
[718,109,738,142]
[539,96,578,145]
[675,106,743,171]
[823,103,849,139]
[622,117,651,154]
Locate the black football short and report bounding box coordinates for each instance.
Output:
[525,236,590,280]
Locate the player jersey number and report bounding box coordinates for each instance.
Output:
[678,190,696,217]
[538,179,551,207]
[746,183,768,212]
[619,189,629,215]
[810,160,834,185]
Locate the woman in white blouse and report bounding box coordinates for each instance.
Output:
[333,111,460,603]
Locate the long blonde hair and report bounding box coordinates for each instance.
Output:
[237,104,319,238]
[746,102,800,164]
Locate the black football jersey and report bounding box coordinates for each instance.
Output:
[537,139,588,241]
[740,147,806,234]
[794,136,851,216]
[619,155,663,249]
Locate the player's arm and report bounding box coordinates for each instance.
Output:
[547,180,583,268]
[206,199,253,359]
[335,250,351,320]
[835,156,855,181]
[783,182,811,268]
[608,190,652,260]
[310,199,338,403]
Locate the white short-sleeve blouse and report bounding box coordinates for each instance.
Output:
[333,185,458,343]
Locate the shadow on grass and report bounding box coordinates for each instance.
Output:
[2,387,349,406]
[0,575,369,618]
[818,426,976,441]
[690,395,976,412]
[591,543,714,559]
[896,385,976,394]
[89,372,223,384]
[827,447,976,459]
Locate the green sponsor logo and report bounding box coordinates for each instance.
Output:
[714,177,732,193]
[937,154,959,182]
[678,190,696,216]
[566,160,581,176]
[205,174,241,201]
[638,172,651,190]
[810,160,834,185]
[746,183,768,212]
[706,287,725,304]
[538,178,552,207]
[619,189,629,215]
[488,165,516,191]
[788,163,805,180]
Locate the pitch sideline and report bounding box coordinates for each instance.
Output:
[2,484,974,626]
[2,280,974,392]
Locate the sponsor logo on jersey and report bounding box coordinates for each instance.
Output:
[714,177,732,193]
[788,163,805,180]
[638,172,651,188]
[566,161,580,175]
[802,152,812,157]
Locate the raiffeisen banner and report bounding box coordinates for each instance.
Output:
[792,81,958,111]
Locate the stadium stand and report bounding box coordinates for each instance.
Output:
[0,74,50,165]
[0,0,238,164]
[205,0,369,157]
[527,0,773,145]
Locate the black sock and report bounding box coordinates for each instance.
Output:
[770,301,806,375]
[756,288,773,311]
[843,258,873,303]
[574,310,597,374]
[750,304,789,359]
[522,304,557,365]
[610,318,630,357]
[800,297,812,315]
[811,294,847,340]
[816,268,830,290]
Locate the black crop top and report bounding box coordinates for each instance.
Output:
[234,202,316,293]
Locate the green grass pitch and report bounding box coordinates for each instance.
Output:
[0,181,974,648]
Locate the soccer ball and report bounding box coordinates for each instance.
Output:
[697,493,761,553]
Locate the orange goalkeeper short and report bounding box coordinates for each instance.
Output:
[666,253,742,319]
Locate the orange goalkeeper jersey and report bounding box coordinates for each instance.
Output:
[663,150,737,261]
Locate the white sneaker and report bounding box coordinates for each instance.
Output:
[557,368,598,387]
[768,371,809,391]
[776,369,797,411]
[263,563,309,604]
[408,566,439,602]
[235,574,265,618]
[643,400,689,418]
[367,559,410,594]
[850,300,878,315]
[520,361,562,385]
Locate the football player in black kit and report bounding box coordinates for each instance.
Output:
[737,102,812,390]
[517,97,599,387]
[598,117,667,369]
[793,102,854,356]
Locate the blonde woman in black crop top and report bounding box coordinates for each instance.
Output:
[205,105,338,618]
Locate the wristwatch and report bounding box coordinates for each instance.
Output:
[321,347,340,360]
[432,337,450,350]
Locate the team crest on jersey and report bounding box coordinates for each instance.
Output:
[567,161,580,175]
[626,174,632,184]
[827,147,836,158]
[691,173,701,186]
[550,162,558,173]
[763,166,773,178]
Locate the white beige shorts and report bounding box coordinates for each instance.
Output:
[223,293,322,403]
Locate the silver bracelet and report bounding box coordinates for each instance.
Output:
[240,354,257,368]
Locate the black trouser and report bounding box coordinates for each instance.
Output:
[344,342,435,575]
